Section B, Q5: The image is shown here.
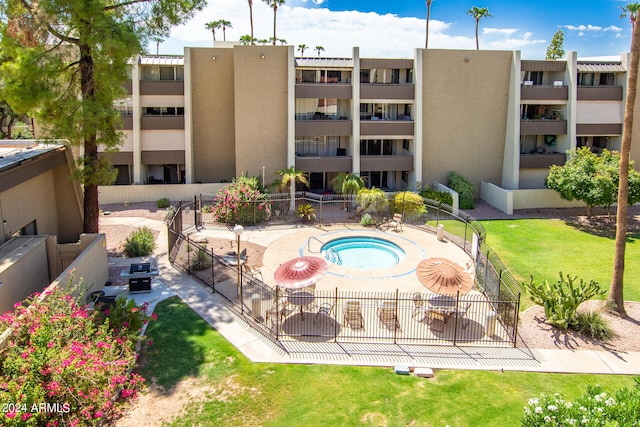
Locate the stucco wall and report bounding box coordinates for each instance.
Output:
[98,183,226,204]
[421,49,512,194]
[233,45,289,183]
[189,47,237,183]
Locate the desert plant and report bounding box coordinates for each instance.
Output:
[124,226,156,257]
[522,272,606,330]
[571,310,613,340]
[448,172,475,209]
[156,197,170,208]
[420,188,454,207]
[191,248,213,271]
[295,203,316,221]
[164,205,177,223]
[360,213,374,227]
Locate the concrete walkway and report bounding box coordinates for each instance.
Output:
[100,215,640,375]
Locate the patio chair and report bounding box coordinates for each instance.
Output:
[427,308,449,333]
[384,213,403,232]
[456,302,472,329]
[377,301,401,331]
[314,302,334,323]
[343,301,364,329]
[412,292,428,323]
[243,264,263,281]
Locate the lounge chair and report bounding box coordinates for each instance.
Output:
[314,302,334,323]
[343,301,364,329]
[377,301,401,331]
[412,292,428,322]
[385,213,403,232]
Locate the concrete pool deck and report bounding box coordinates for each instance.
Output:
[100,215,640,375]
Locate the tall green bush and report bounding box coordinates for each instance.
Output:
[124,227,156,257]
[213,175,268,225]
[392,191,426,216]
[522,272,605,330]
[419,188,454,206]
[448,172,475,209]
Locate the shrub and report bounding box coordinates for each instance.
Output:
[94,294,153,339]
[392,191,426,216]
[522,380,640,427]
[356,187,387,214]
[164,205,177,223]
[419,188,454,207]
[212,175,268,225]
[156,197,170,208]
[191,248,212,271]
[522,272,605,330]
[0,287,147,425]
[124,227,156,257]
[360,213,374,227]
[295,204,316,221]
[448,172,475,209]
[201,204,213,214]
[571,310,613,341]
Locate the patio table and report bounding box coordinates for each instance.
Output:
[287,291,315,320]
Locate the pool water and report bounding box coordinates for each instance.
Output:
[321,237,406,269]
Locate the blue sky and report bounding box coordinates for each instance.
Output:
[158,0,635,59]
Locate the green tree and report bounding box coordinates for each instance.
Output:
[297,43,307,56]
[205,21,220,44]
[240,34,253,45]
[315,45,325,56]
[218,20,233,41]
[274,166,308,213]
[0,0,206,234]
[0,100,19,138]
[247,0,255,45]
[467,6,492,50]
[545,29,565,59]
[332,172,365,211]
[263,0,285,46]
[546,147,640,219]
[356,187,388,214]
[609,2,640,317]
[425,0,433,49]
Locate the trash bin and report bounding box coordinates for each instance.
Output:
[251,294,263,321]
[437,224,445,241]
[485,312,497,337]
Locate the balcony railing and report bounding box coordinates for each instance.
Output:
[361,155,413,171]
[577,86,623,101]
[295,119,352,137]
[520,85,568,101]
[361,120,414,136]
[360,84,415,100]
[141,115,185,130]
[295,83,352,99]
[140,80,184,96]
[520,119,567,135]
[295,155,353,173]
[519,153,566,169]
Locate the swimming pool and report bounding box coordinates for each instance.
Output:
[321,237,406,269]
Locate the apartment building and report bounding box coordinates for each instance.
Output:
[103,45,638,212]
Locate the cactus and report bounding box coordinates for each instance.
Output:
[522,272,605,330]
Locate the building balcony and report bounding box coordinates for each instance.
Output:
[295,119,352,137]
[140,80,184,96]
[520,119,567,135]
[577,86,623,101]
[140,115,185,130]
[576,123,622,135]
[360,155,413,171]
[123,81,133,95]
[295,155,353,173]
[520,85,568,101]
[295,83,352,99]
[360,84,415,100]
[520,153,566,169]
[119,115,133,130]
[360,120,414,136]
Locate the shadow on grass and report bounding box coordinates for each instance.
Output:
[564,214,640,242]
[137,296,213,391]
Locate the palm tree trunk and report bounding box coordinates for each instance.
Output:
[273,6,277,46]
[608,16,640,317]
[289,180,296,214]
[475,20,480,50]
[425,1,432,49]
[249,1,254,44]
[223,28,226,41]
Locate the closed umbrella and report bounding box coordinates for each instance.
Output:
[273,256,328,290]
[415,258,473,296]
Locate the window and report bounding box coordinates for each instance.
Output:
[142,107,184,116]
[391,69,400,84]
[578,73,594,86]
[402,139,410,152]
[599,73,615,86]
[360,69,370,83]
[405,69,413,84]
[159,67,175,80]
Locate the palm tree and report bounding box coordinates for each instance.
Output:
[332,172,365,210]
[425,0,433,49]
[275,166,309,213]
[297,44,307,56]
[263,0,285,46]
[467,6,492,50]
[239,34,252,45]
[608,2,640,317]
[278,38,287,45]
[356,187,388,215]
[247,0,255,45]
[153,37,163,55]
[315,45,325,56]
[204,21,220,44]
[219,20,232,41]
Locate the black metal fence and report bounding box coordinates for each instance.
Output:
[167,192,521,348]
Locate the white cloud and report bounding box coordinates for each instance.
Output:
[562,24,623,33]
[483,28,518,36]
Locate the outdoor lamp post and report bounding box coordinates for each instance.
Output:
[233,224,244,296]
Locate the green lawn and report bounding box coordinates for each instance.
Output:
[140,297,638,427]
[480,219,640,303]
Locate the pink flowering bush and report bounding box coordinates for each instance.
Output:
[0,288,151,426]
[212,175,268,225]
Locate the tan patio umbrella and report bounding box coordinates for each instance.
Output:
[273,256,328,290]
[415,258,473,296]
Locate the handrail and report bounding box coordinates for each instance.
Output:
[307,236,342,264]
[307,236,325,253]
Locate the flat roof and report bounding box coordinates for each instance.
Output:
[139,55,184,66]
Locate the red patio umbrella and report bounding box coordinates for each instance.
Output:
[415,258,473,296]
[273,256,328,290]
